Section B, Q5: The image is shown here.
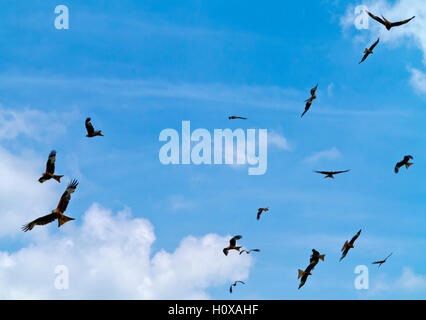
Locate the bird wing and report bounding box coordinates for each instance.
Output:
[391,16,415,27]
[257,208,262,220]
[315,171,329,175]
[384,252,393,261]
[310,84,318,96]
[404,155,413,161]
[230,235,242,246]
[370,38,380,50]
[46,150,56,174]
[349,231,361,245]
[331,170,350,175]
[57,179,78,213]
[85,118,95,135]
[359,52,369,64]
[367,11,387,26]
[22,212,59,232]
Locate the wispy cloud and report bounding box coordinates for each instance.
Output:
[303,147,342,164]
[268,131,292,151]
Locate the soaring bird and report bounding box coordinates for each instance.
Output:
[38,150,63,183]
[301,84,318,118]
[229,281,245,293]
[340,229,362,262]
[298,263,315,289]
[223,235,243,256]
[85,117,104,137]
[257,207,269,220]
[239,249,260,255]
[359,38,380,64]
[22,179,78,232]
[228,116,247,120]
[372,253,393,268]
[315,170,350,179]
[395,155,413,173]
[310,249,325,265]
[366,11,415,30]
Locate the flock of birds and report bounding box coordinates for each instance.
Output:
[15,9,416,296]
[225,10,416,293]
[21,118,103,232]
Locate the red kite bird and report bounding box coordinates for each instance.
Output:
[229,281,245,293]
[315,170,350,179]
[22,179,78,232]
[228,116,247,120]
[38,150,63,183]
[359,38,380,64]
[372,253,393,268]
[257,207,269,220]
[301,84,318,118]
[85,117,104,137]
[223,235,243,256]
[340,229,361,261]
[298,263,315,289]
[366,11,415,30]
[395,155,413,173]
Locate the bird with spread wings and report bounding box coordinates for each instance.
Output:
[85,117,104,137]
[257,207,269,220]
[301,84,318,118]
[239,249,260,255]
[340,229,361,261]
[372,253,393,268]
[395,155,413,173]
[366,11,415,30]
[229,281,245,293]
[38,150,64,183]
[359,38,380,64]
[315,170,350,179]
[223,235,243,256]
[228,116,247,120]
[22,179,78,232]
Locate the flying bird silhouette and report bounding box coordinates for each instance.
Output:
[239,249,260,255]
[359,38,380,64]
[85,117,104,137]
[257,207,269,220]
[229,281,245,293]
[223,235,243,256]
[22,179,78,232]
[315,170,350,179]
[366,11,415,30]
[298,263,315,289]
[228,116,247,120]
[372,253,393,268]
[340,229,361,261]
[301,84,318,118]
[38,150,63,183]
[310,249,325,265]
[395,155,413,173]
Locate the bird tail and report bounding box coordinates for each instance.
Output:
[319,254,325,261]
[58,215,75,227]
[96,131,104,137]
[405,162,413,168]
[342,241,349,251]
[298,269,305,279]
[52,175,63,183]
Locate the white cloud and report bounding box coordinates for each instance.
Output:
[371,267,426,295]
[268,131,292,151]
[0,203,253,299]
[303,147,342,164]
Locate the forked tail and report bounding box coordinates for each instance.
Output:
[58,215,75,227]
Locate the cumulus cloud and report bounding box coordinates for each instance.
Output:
[371,267,426,295]
[0,203,253,299]
[303,147,342,164]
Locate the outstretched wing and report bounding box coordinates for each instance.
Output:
[331,170,350,175]
[369,38,380,50]
[404,155,413,161]
[391,16,415,27]
[349,230,361,245]
[315,171,329,175]
[46,150,56,174]
[85,118,95,135]
[57,179,79,213]
[366,11,387,26]
[22,212,59,232]
[359,52,369,64]
[310,84,318,96]
[230,235,242,247]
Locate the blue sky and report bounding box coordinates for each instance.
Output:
[0,0,426,299]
